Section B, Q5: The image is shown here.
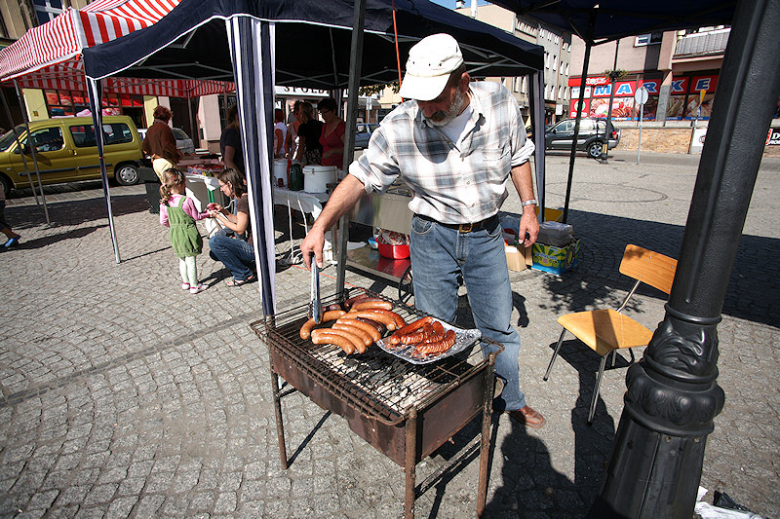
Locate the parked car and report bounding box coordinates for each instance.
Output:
[354,123,379,149]
[544,118,621,159]
[137,127,195,155]
[0,115,144,196]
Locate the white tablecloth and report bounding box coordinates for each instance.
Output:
[273,187,332,262]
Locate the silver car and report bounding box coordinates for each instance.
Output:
[138,127,195,155]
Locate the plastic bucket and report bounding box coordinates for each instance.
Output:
[303,165,336,193]
[273,159,288,187]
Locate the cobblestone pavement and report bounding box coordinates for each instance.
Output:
[1,151,778,519]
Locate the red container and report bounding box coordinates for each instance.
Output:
[377,242,410,260]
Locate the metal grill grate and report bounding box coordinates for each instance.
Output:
[251,289,499,426]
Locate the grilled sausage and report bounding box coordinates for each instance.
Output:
[332,323,372,348]
[415,330,456,356]
[352,300,393,311]
[390,316,433,344]
[326,303,344,312]
[311,332,356,355]
[336,318,381,343]
[311,328,364,354]
[299,310,346,340]
[355,317,386,335]
[344,293,371,309]
[431,320,445,336]
[359,309,405,329]
[340,311,399,330]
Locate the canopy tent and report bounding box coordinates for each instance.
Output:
[486,0,736,45]
[82,0,546,316]
[487,0,737,222]
[0,0,234,97]
[0,0,235,261]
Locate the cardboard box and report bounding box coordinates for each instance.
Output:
[505,244,533,271]
[532,239,581,275]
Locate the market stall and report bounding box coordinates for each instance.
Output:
[82,0,546,316]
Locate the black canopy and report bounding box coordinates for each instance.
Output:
[487,0,736,44]
[84,0,543,85]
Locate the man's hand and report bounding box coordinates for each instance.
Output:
[519,207,539,248]
[300,229,326,270]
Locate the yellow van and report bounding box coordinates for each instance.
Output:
[0,115,144,196]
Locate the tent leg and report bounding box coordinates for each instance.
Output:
[14,81,50,224]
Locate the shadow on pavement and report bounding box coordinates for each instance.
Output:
[545,210,780,328]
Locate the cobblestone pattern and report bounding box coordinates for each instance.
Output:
[0,151,778,518]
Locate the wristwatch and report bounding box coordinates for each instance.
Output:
[521,199,537,207]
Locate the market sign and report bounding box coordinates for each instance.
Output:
[767,128,780,145]
[591,80,637,97]
[568,76,609,87]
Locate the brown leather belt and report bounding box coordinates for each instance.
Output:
[416,214,498,233]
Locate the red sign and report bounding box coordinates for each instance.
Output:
[568,76,609,87]
[690,75,718,93]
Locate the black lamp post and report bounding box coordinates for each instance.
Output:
[587,0,780,516]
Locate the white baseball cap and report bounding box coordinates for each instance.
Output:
[398,34,464,101]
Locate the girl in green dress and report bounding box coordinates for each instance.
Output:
[159,169,210,294]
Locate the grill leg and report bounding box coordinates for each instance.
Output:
[477,353,497,517]
[271,371,289,469]
[404,408,418,519]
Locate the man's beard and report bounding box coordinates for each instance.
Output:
[425,88,466,127]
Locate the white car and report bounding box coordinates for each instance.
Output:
[138,127,195,155]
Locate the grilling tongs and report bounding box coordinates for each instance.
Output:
[309,252,323,324]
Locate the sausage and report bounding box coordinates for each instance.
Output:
[311,328,364,354]
[340,311,399,330]
[394,316,433,337]
[390,316,433,344]
[355,317,386,335]
[432,320,445,336]
[344,293,372,309]
[400,324,436,345]
[415,330,456,357]
[311,332,356,355]
[325,303,344,312]
[352,300,393,311]
[359,309,405,329]
[299,310,346,340]
[336,318,381,343]
[332,323,372,348]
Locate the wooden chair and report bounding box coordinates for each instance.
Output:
[543,244,677,424]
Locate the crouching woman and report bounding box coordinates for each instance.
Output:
[207,168,256,286]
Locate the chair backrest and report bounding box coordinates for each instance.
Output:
[619,244,678,295]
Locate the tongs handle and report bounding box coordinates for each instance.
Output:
[309,252,323,324]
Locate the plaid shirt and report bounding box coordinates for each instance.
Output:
[349,81,534,224]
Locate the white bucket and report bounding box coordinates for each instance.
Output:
[303,165,336,193]
[273,159,288,187]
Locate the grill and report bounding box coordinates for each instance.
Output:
[251,288,502,518]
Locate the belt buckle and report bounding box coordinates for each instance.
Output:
[458,223,473,233]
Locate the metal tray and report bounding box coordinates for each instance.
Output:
[375,322,482,365]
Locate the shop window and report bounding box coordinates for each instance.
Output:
[635,33,663,46]
[33,0,63,25]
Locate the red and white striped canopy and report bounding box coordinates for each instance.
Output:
[0,0,233,98]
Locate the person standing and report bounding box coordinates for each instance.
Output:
[317,97,346,167]
[286,100,303,159]
[301,33,545,428]
[159,169,209,294]
[273,108,288,159]
[220,105,245,175]
[294,102,324,165]
[142,105,183,182]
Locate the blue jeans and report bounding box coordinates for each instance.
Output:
[209,235,255,281]
[409,215,526,411]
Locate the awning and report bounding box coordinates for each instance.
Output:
[0,0,233,98]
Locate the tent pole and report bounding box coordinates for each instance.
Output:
[14,80,50,224]
[529,71,546,221]
[336,0,367,294]
[87,78,121,264]
[562,11,595,224]
[0,86,39,204]
[600,40,619,163]
[588,0,779,516]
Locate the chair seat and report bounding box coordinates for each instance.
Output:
[557,309,654,357]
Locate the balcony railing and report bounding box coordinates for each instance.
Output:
[674,28,730,58]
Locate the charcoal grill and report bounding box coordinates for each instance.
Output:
[251,288,502,518]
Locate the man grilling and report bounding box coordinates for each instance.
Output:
[300,33,545,428]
